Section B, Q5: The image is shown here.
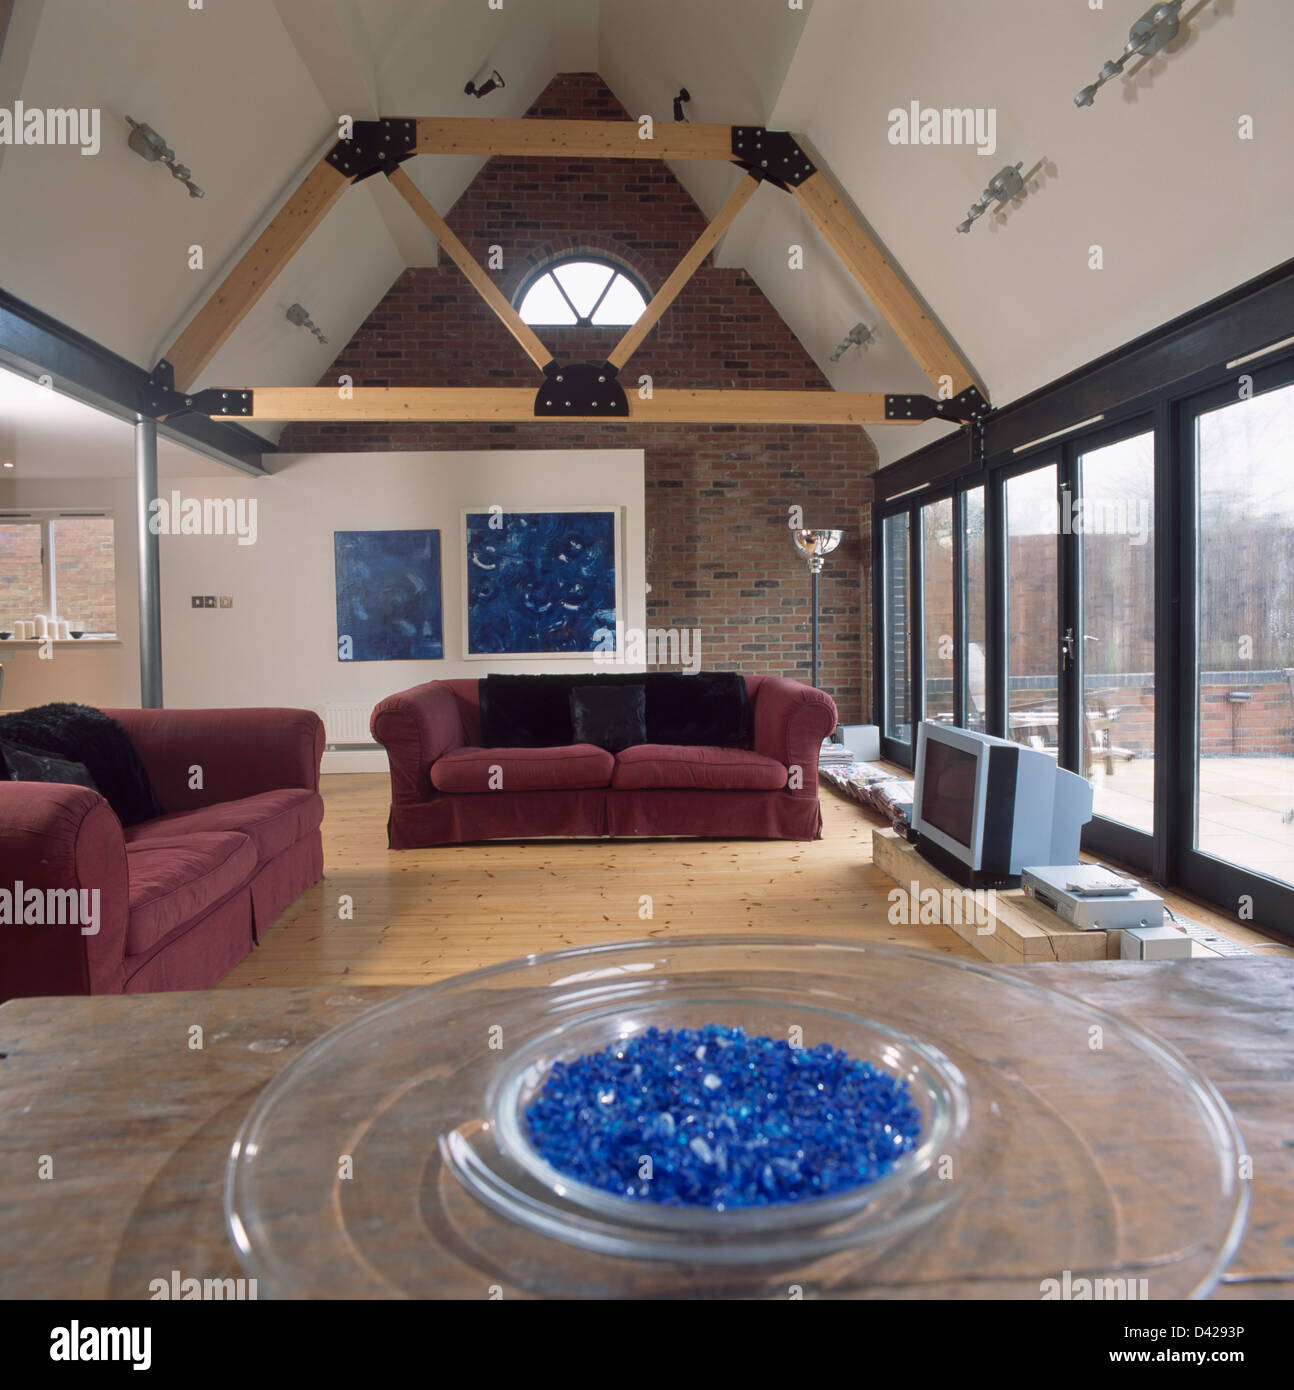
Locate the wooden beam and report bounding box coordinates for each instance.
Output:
[415,117,736,162]
[631,389,897,426]
[793,170,985,399]
[608,176,759,371]
[239,386,910,426]
[386,168,552,371]
[164,157,350,392]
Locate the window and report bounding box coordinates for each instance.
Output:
[961,486,986,730]
[882,512,911,747]
[1005,463,1059,746]
[1193,381,1294,889]
[1076,430,1155,833]
[516,258,648,327]
[920,498,954,722]
[0,512,117,636]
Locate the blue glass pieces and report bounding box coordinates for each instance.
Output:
[522,1024,922,1209]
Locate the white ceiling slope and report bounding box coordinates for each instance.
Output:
[0,0,1291,472]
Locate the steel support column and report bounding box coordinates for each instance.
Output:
[134,416,163,708]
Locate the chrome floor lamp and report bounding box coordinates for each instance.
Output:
[791,528,843,689]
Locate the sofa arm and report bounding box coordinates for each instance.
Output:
[103,707,323,814]
[751,677,839,797]
[371,682,471,805]
[0,783,130,1000]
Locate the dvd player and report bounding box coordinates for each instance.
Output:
[1021,865,1164,931]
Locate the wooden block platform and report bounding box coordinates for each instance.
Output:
[872,828,1116,964]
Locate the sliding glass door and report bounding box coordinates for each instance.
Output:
[880,512,912,756]
[1072,426,1157,858]
[1004,463,1060,753]
[920,498,955,723]
[961,486,987,731]
[1184,373,1294,909]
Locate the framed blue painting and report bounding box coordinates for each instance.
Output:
[462,507,620,657]
[334,529,443,662]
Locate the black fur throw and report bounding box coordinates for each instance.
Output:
[0,703,159,826]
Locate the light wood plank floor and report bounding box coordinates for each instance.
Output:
[217,776,983,988]
[219,775,1291,989]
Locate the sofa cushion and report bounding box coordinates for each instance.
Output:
[0,703,159,825]
[0,737,100,792]
[126,831,257,955]
[612,744,789,791]
[570,684,646,753]
[643,672,751,747]
[124,788,324,863]
[431,744,614,794]
[478,672,753,749]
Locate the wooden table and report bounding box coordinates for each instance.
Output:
[1,960,1291,1300]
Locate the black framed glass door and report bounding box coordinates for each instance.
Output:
[1068,421,1157,867]
[1177,365,1294,923]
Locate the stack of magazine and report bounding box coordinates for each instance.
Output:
[818,756,916,829]
[818,737,856,768]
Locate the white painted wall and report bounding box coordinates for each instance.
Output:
[156,448,646,770]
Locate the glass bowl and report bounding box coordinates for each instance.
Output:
[225,936,1248,1299]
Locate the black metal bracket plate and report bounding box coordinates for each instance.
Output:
[885,385,991,425]
[326,118,418,183]
[731,127,816,190]
[142,361,253,420]
[534,362,629,417]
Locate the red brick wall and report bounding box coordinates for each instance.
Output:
[280,74,877,721]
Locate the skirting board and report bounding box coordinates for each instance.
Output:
[872,828,1113,964]
[322,749,387,774]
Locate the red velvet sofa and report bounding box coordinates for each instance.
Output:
[0,707,324,1001]
[371,675,837,848]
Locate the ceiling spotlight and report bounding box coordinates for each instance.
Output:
[1075,1,1185,108]
[956,162,1024,234]
[286,303,328,345]
[830,322,874,362]
[673,88,692,123]
[125,117,204,198]
[465,69,505,100]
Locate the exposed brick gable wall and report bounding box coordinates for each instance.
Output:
[282,74,878,721]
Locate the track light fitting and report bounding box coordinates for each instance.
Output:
[125,117,204,198]
[465,70,505,100]
[956,163,1024,234]
[286,303,328,345]
[830,323,874,362]
[1075,1,1185,108]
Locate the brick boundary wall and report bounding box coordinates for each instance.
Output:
[280,74,879,722]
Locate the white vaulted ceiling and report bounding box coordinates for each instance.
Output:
[1,0,1291,466]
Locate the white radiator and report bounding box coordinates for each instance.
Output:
[323,702,376,747]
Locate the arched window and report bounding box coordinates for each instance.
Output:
[516,257,648,326]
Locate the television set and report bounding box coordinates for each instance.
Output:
[910,721,1094,888]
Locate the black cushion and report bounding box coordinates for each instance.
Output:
[478,672,752,749]
[479,674,582,747]
[0,703,159,826]
[643,671,751,747]
[0,738,100,792]
[570,684,646,753]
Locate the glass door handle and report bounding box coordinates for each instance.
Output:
[1061,627,1076,667]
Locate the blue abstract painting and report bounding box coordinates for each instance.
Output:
[334,530,443,661]
[464,509,617,656]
